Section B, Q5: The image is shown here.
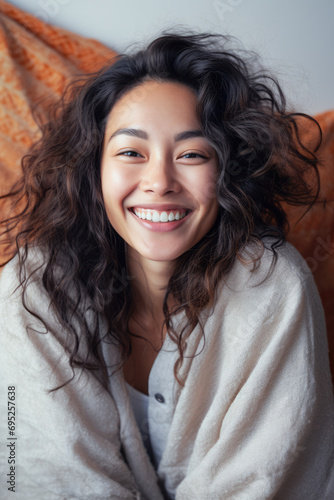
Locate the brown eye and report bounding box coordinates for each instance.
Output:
[118,150,142,157]
[181,152,208,159]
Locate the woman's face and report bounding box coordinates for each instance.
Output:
[101,80,219,263]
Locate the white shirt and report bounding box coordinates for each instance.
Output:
[125,335,179,469]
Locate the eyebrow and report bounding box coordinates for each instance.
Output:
[107,128,204,143]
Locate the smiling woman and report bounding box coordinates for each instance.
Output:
[0,32,333,500]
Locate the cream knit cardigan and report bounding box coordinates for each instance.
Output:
[0,243,333,500]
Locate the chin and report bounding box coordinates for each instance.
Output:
[137,245,187,263]
[145,252,183,263]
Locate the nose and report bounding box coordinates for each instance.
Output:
[140,156,181,196]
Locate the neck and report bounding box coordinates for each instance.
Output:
[127,246,176,329]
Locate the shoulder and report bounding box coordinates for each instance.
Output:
[222,240,318,297]
[0,246,47,305]
[211,240,325,340]
[203,241,330,395]
[0,246,69,350]
[0,247,99,390]
[0,245,86,316]
[0,247,57,347]
[0,248,74,392]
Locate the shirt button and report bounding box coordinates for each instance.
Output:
[155,393,165,403]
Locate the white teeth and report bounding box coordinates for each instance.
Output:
[133,209,187,222]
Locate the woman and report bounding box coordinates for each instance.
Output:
[0,32,333,499]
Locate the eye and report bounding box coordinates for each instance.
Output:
[180,152,208,159]
[117,150,142,157]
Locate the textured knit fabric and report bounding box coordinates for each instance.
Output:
[0,243,333,499]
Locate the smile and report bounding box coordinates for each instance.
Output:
[132,208,190,223]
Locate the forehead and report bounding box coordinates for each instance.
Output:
[106,80,200,130]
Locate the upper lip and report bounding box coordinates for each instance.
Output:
[129,204,192,211]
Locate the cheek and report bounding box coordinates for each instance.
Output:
[189,167,218,209]
[101,165,135,216]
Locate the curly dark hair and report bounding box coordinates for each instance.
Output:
[0,31,321,389]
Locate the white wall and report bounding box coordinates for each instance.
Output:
[7,0,334,114]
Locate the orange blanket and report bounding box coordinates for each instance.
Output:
[0,1,333,382]
[0,0,116,192]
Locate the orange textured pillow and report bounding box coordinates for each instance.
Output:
[0,1,333,383]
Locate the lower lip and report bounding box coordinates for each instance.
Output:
[130,210,192,232]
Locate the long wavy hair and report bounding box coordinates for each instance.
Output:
[0,31,321,389]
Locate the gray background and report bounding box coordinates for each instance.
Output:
[7,0,334,114]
